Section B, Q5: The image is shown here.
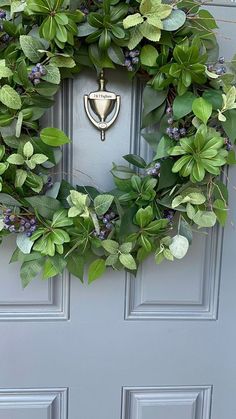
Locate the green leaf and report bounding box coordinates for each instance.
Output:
[88,258,106,283]
[202,89,223,110]
[0,193,21,206]
[142,86,166,118]
[102,239,119,254]
[7,154,24,165]
[123,154,146,168]
[193,210,217,227]
[119,253,137,270]
[222,109,236,141]
[179,218,193,244]
[119,242,133,254]
[50,55,76,68]
[40,127,70,146]
[43,255,67,279]
[52,209,73,227]
[16,233,33,254]
[19,35,44,63]
[162,9,186,31]
[123,13,143,29]
[20,258,44,288]
[26,196,62,219]
[173,92,195,119]
[107,44,124,65]
[41,65,61,84]
[169,234,189,259]
[66,252,84,282]
[11,0,27,14]
[154,135,174,160]
[23,141,34,158]
[213,199,227,226]
[0,85,21,110]
[192,97,212,125]
[144,219,169,234]
[135,206,153,228]
[41,16,57,41]
[139,21,161,42]
[94,194,114,216]
[140,45,158,67]
[105,254,119,266]
[0,65,13,78]
[15,169,27,188]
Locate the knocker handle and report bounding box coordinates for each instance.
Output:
[83,71,121,141]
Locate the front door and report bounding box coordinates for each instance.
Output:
[0,2,236,419]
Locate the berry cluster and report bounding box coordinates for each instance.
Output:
[28,63,47,86]
[0,9,6,19]
[163,209,175,222]
[16,86,25,95]
[3,209,37,237]
[45,176,54,190]
[207,57,226,76]
[165,106,186,140]
[93,211,116,240]
[124,50,140,72]
[79,5,89,14]
[146,162,161,177]
[224,137,233,151]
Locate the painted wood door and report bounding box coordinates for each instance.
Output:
[0,2,236,419]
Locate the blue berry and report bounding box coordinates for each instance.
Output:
[33,78,41,85]
[0,10,6,19]
[2,34,10,42]
[30,218,36,225]
[166,106,172,115]
[26,231,32,237]
[9,225,16,233]
[127,65,133,72]
[109,212,115,219]
[19,226,25,232]
[172,127,179,133]
[215,67,224,75]
[155,162,161,170]
[180,128,186,136]
[30,225,37,232]
[125,58,131,66]
[131,56,139,65]
[3,216,10,224]
[207,64,214,71]
[5,208,12,215]
[219,56,225,64]
[129,50,139,58]
[103,217,109,224]
[164,209,174,221]
[106,223,113,230]
[20,218,26,225]
[167,118,173,125]
[25,222,31,230]
[166,127,173,136]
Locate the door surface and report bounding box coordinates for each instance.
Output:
[1,2,236,419]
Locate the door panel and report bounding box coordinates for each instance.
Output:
[1,3,236,419]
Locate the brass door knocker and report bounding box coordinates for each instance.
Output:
[84,70,121,141]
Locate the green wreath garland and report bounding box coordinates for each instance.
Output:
[0,0,235,287]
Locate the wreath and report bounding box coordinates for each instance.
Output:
[0,0,234,287]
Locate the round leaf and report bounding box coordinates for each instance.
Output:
[0,85,21,110]
[169,235,189,259]
[40,127,70,147]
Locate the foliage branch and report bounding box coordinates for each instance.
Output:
[0,0,235,287]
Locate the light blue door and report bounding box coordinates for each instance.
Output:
[0,2,236,419]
